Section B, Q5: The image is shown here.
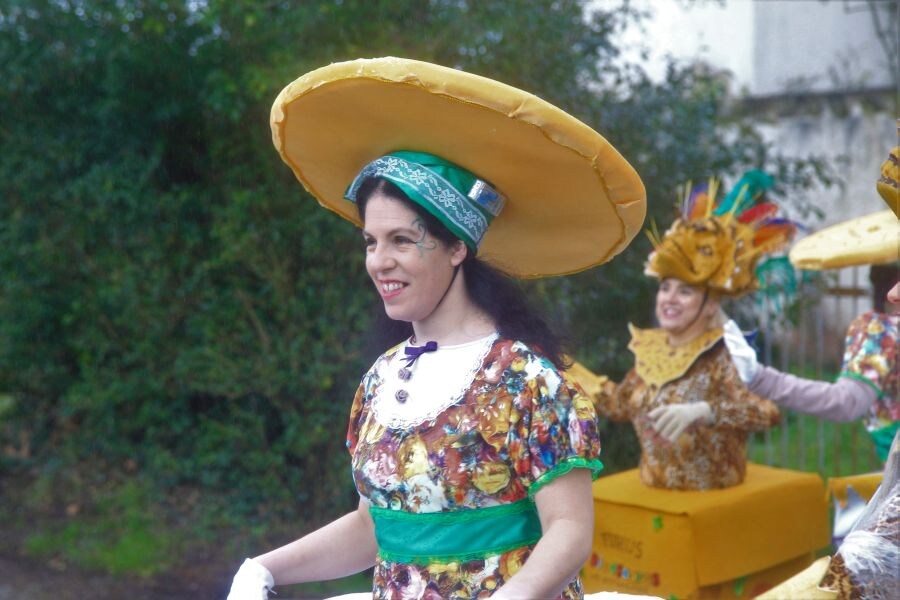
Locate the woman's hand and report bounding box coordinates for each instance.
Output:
[648,402,713,442]
[226,558,274,600]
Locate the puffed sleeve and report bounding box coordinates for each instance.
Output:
[839,312,897,397]
[510,349,604,499]
[345,375,369,456]
[346,347,399,455]
[709,345,780,431]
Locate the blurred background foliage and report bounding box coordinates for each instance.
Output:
[0,0,834,590]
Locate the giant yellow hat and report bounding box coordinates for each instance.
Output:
[270,57,646,278]
[789,147,900,270]
[789,210,898,270]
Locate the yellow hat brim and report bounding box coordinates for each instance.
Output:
[270,57,646,278]
[788,210,899,270]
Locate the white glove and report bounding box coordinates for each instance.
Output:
[722,319,759,384]
[647,402,713,443]
[226,558,274,600]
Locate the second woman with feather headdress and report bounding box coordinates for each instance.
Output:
[578,172,795,491]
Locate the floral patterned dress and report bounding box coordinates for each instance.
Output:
[838,311,899,460]
[592,326,780,490]
[346,337,603,599]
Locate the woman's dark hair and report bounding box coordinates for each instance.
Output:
[357,177,569,369]
[870,264,899,313]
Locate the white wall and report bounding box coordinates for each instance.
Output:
[759,108,895,226]
[752,0,894,96]
[770,109,896,333]
[610,0,755,91]
[608,0,894,96]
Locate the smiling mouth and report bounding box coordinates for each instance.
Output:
[379,281,407,298]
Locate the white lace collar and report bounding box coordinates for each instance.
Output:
[371,333,499,430]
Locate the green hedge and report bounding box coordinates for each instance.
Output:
[0,1,833,543]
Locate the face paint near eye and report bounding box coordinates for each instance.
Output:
[411,217,438,257]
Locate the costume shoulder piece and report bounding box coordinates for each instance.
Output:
[627,323,724,388]
[565,360,610,399]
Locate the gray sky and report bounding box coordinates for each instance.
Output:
[602,0,754,90]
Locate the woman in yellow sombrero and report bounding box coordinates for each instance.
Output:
[226,57,646,599]
[723,147,900,463]
[583,172,792,490]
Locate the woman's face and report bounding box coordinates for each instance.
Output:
[655,278,712,334]
[362,192,466,324]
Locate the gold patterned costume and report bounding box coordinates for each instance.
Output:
[577,171,793,491]
[593,327,779,490]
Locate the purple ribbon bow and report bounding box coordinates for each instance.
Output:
[402,341,438,368]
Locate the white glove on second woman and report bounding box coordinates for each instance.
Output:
[226,558,274,600]
[722,319,759,384]
[648,402,713,443]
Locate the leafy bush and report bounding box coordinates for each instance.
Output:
[0,1,835,575]
[23,480,179,577]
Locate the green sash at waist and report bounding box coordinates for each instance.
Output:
[369,499,543,565]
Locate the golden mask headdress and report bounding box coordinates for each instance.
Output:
[645,170,797,297]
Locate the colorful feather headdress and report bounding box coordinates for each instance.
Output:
[644,170,798,297]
